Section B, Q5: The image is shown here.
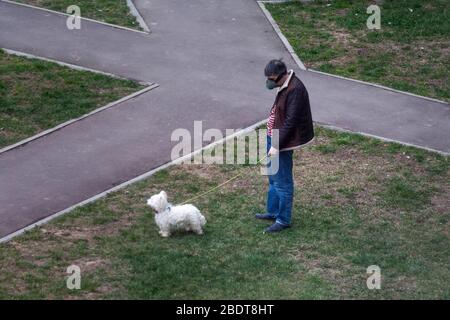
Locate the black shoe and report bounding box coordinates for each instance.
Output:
[265,222,290,233]
[255,213,276,221]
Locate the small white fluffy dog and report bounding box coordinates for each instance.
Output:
[147,191,206,237]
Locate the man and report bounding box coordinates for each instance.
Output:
[256,59,314,233]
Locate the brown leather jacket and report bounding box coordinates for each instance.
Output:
[272,71,314,151]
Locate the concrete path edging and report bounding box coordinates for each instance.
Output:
[0,119,268,243]
[316,122,450,156]
[3,48,148,84]
[257,0,449,106]
[1,0,150,35]
[308,69,449,106]
[0,84,158,155]
[0,49,159,155]
[126,0,150,33]
[257,1,307,70]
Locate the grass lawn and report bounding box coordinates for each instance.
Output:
[0,49,145,148]
[0,126,448,299]
[13,0,141,30]
[265,0,450,102]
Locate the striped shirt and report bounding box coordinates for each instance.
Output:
[267,104,276,136]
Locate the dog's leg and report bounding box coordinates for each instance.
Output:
[160,230,170,237]
[193,226,203,235]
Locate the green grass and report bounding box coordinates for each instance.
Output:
[0,49,145,148]
[266,0,450,102]
[0,126,448,299]
[13,0,141,30]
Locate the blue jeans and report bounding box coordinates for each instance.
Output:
[266,135,294,226]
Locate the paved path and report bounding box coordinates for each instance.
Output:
[0,0,449,238]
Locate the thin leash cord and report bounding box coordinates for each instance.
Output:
[178,155,269,205]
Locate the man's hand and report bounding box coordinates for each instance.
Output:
[268,146,279,157]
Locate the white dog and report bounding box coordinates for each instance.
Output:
[147,191,206,237]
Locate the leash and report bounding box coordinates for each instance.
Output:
[178,154,269,205]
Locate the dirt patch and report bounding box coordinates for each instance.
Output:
[295,146,393,205]
[0,128,21,139]
[71,257,110,273]
[431,184,450,215]
[335,8,349,17]
[40,212,135,245]
[330,28,355,46]
[290,244,357,294]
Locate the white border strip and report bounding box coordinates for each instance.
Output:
[1,0,150,35]
[0,49,158,155]
[0,84,158,155]
[3,48,147,84]
[308,69,449,106]
[126,0,150,33]
[316,122,450,156]
[257,1,306,70]
[257,0,449,106]
[0,119,268,243]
